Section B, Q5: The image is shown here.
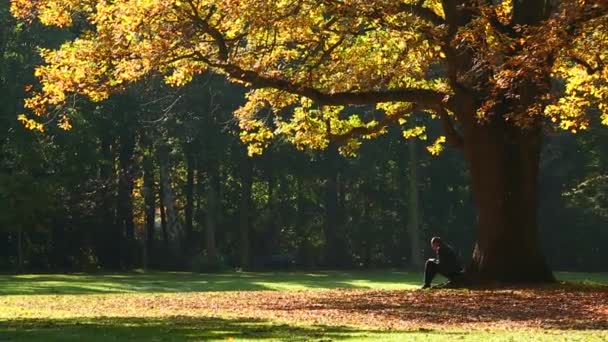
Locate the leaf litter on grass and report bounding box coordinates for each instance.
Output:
[2,286,607,333]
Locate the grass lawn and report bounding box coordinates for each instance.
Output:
[1,271,607,341]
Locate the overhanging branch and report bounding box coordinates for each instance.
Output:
[213,62,449,107]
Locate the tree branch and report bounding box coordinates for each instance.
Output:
[437,107,464,149]
[568,55,603,75]
[184,1,229,60]
[204,60,449,108]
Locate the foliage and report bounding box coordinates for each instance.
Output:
[10,0,608,155]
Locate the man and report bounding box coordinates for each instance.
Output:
[421,236,463,289]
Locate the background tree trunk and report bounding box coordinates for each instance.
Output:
[205,161,219,262]
[141,142,155,270]
[239,154,253,269]
[184,142,195,253]
[158,143,183,260]
[117,129,135,268]
[407,139,423,269]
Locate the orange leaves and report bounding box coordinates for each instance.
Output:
[3,287,608,331]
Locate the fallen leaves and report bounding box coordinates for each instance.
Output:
[1,286,607,331]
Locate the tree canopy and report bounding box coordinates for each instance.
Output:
[12,0,608,154]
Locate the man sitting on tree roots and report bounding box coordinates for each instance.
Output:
[421,237,464,289]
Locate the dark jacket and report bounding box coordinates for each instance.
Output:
[436,242,463,275]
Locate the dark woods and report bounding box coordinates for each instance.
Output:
[1,3,607,273]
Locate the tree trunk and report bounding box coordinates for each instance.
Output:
[16,226,23,274]
[205,160,219,262]
[158,143,183,259]
[98,136,120,269]
[184,142,195,251]
[158,180,168,247]
[407,139,423,268]
[142,146,155,270]
[463,122,554,283]
[117,129,136,268]
[239,154,253,269]
[324,146,348,267]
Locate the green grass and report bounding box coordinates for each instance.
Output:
[1,316,606,341]
[0,270,428,295]
[0,271,607,341]
[0,270,606,295]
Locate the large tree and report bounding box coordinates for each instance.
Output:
[11,0,608,284]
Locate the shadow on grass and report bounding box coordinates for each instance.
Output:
[0,271,605,296]
[273,286,608,330]
[0,316,438,342]
[0,271,422,296]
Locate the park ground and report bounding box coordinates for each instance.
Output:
[0,271,607,341]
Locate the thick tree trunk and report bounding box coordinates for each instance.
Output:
[463,122,554,284]
[407,139,423,269]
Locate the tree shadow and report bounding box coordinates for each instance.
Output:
[0,271,422,295]
[0,316,423,341]
[265,286,608,330]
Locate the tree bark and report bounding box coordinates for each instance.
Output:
[205,161,219,262]
[158,179,168,247]
[158,143,184,259]
[98,135,120,269]
[141,144,155,270]
[324,145,348,267]
[463,121,554,284]
[407,139,423,269]
[239,154,253,269]
[117,129,136,268]
[16,226,23,274]
[184,142,195,252]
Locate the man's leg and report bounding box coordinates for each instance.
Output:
[422,259,438,288]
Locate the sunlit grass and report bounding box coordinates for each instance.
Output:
[0,270,605,295]
[0,271,606,341]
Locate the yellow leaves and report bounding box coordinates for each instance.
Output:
[17,114,45,132]
[58,115,72,130]
[402,126,426,140]
[426,136,446,156]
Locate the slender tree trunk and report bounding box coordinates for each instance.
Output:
[407,139,423,268]
[158,143,183,259]
[324,145,347,267]
[463,121,554,283]
[142,147,155,270]
[16,226,23,274]
[158,181,168,247]
[205,161,219,262]
[117,130,136,268]
[239,154,253,269]
[98,136,119,269]
[184,143,195,251]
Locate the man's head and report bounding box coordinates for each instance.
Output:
[430,236,441,252]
